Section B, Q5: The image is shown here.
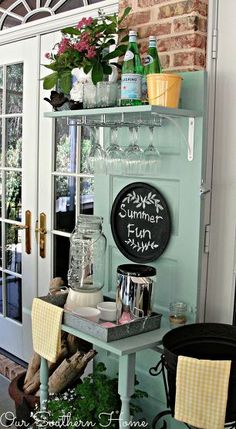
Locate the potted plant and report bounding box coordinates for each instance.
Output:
[42,7,131,97]
[33,362,148,429]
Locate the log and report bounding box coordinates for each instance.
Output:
[23,340,68,395]
[66,334,80,355]
[66,334,91,355]
[24,352,40,388]
[49,277,65,295]
[40,349,96,394]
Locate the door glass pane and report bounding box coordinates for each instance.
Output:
[0,172,2,217]
[6,63,23,114]
[54,176,75,232]
[53,235,70,284]
[5,171,22,221]
[12,4,28,16]
[0,118,2,166]
[5,117,22,167]
[27,0,36,8]
[5,224,22,274]
[0,275,2,314]
[88,0,103,3]
[6,274,22,322]
[80,127,92,173]
[55,119,77,173]
[2,16,21,30]
[0,223,2,267]
[56,0,84,13]
[80,178,94,214]
[0,67,3,114]
[27,11,51,21]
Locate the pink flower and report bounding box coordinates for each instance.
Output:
[86,17,93,26]
[57,37,70,55]
[76,16,93,29]
[45,52,51,59]
[74,40,89,52]
[81,32,90,42]
[86,46,96,59]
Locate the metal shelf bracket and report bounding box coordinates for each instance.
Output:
[66,110,196,162]
[188,117,195,161]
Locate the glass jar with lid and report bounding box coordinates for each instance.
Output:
[67,215,107,292]
[169,302,187,328]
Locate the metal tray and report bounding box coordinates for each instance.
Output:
[40,293,162,343]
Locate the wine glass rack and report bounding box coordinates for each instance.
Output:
[44,104,202,162]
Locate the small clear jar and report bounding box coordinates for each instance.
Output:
[169,302,187,328]
[67,215,107,292]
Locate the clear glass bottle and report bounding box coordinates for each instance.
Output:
[120,30,143,106]
[169,302,187,328]
[67,215,107,292]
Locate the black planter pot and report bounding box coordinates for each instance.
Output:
[162,323,236,423]
[8,371,39,426]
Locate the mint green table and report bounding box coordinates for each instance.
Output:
[39,324,168,428]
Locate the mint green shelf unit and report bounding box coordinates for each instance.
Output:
[93,72,206,428]
[44,104,201,119]
[44,71,206,428]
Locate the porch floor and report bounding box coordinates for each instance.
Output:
[0,375,16,428]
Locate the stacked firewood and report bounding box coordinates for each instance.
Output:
[23,278,96,397]
[23,333,96,396]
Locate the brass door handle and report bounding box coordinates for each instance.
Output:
[14,224,29,230]
[35,213,47,258]
[35,227,47,235]
[14,210,31,254]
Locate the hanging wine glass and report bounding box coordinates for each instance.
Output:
[124,126,143,175]
[142,126,160,175]
[87,125,106,174]
[144,126,160,159]
[106,126,124,159]
[125,126,143,157]
[106,126,124,174]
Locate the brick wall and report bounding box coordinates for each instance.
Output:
[119,0,208,71]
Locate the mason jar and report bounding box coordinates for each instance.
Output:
[169,302,187,328]
[67,215,107,292]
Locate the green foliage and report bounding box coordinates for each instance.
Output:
[91,61,104,85]
[42,362,147,429]
[43,7,131,88]
[43,72,58,90]
[59,71,72,94]
[118,6,132,24]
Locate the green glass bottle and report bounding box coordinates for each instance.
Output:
[144,35,162,75]
[120,30,143,106]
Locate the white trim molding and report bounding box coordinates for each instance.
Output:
[0,0,118,46]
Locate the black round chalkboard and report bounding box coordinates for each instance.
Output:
[110,182,171,263]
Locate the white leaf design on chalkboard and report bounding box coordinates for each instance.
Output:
[154,199,164,213]
[125,239,159,253]
[121,191,164,213]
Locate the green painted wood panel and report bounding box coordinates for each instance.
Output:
[94,71,206,427]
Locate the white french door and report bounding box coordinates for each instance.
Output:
[0,38,38,361]
[38,32,95,294]
[0,1,118,360]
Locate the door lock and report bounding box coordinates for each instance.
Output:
[35,213,47,258]
[14,210,31,254]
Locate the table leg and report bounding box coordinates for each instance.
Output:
[40,357,48,411]
[118,353,136,429]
